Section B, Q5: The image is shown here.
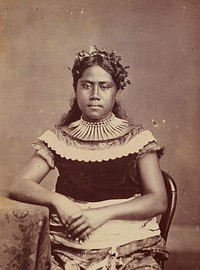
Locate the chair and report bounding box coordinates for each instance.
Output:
[158,171,177,269]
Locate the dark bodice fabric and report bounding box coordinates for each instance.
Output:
[54,153,141,202]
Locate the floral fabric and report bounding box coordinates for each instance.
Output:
[50,229,168,270]
[0,196,51,270]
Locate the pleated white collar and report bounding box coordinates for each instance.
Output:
[67,114,129,141]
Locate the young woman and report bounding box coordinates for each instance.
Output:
[9,46,168,269]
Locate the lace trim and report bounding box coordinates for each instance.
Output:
[38,129,158,162]
[137,143,165,160]
[32,140,55,169]
[56,124,144,151]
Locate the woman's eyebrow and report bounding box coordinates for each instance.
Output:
[99,81,114,84]
[79,80,113,84]
[79,80,93,83]
[80,80,92,82]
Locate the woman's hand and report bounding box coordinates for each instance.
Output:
[67,207,110,242]
[52,194,81,228]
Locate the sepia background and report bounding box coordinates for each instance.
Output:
[0,0,199,269]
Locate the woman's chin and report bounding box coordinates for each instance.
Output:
[82,112,111,122]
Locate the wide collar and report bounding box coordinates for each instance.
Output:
[38,125,157,162]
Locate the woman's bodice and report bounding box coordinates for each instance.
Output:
[54,153,141,201]
[33,118,164,202]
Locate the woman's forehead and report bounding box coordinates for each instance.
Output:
[80,65,114,82]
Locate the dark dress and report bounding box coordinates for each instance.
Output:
[33,122,168,269]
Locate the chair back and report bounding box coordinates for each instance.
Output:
[159,171,177,242]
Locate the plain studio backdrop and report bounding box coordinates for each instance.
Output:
[0,1,199,269]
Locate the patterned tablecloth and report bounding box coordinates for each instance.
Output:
[0,195,51,270]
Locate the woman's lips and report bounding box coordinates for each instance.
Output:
[88,104,102,107]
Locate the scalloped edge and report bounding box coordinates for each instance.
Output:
[38,130,157,162]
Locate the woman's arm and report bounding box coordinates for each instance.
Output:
[9,154,81,225]
[9,153,56,206]
[107,151,168,220]
[67,152,168,240]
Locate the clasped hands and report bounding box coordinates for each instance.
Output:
[65,208,108,244]
[54,195,109,244]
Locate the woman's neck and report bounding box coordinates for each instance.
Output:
[68,114,129,141]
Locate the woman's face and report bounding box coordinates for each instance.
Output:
[76,65,117,121]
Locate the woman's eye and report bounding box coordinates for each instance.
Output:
[83,83,92,90]
[100,84,111,90]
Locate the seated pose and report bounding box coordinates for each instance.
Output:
[9,46,168,269]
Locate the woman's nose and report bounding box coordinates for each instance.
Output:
[90,85,100,100]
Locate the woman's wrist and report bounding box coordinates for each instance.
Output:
[50,191,63,209]
[100,206,116,221]
[50,192,79,211]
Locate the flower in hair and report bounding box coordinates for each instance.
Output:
[69,46,131,90]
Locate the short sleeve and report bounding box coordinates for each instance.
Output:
[137,141,165,160]
[32,140,55,169]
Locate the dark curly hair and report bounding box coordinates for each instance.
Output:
[70,46,130,91]
[59,47,130,126]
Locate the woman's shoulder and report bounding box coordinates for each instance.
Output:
[35,123,156,151]
[33,122,163,162]
[128,123,146,136]
[127,123,165,158]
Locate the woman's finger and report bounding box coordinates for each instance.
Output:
[78,228,92,242]
[67,216,86,232]
[71,223,90,238]
[67,211,83,226]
